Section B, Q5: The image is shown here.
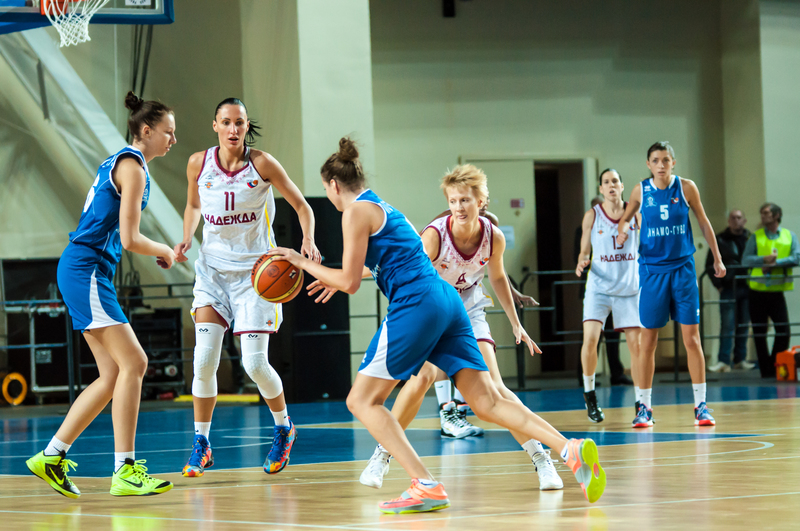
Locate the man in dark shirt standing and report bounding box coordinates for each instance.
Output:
[706,209,754,372]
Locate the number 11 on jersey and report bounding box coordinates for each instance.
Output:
[224,191,235,211]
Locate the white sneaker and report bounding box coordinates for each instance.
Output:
[359,445,391,489]
[734,360,756,370]
[454,402,484,436]
[531,450,563,490]
[439,401,474,438]
[707,361,732,373]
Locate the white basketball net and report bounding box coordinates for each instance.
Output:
[42,0,110,47]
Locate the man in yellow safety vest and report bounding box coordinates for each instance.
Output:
[742,203,800,378]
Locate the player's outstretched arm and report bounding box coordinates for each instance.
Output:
[683,179,726,278]
[616,183,642,247]
[117,158,175,269]
[252,150,321,263]
[575,208,595,277]
[269,201,381,294]
[174,151,204,263]
[486,226,541,355]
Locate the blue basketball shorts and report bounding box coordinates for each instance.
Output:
[638,260,700,329]
[58,243,128,331]
[359,280,489,381]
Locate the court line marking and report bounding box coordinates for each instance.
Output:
[0,441,790,499]
[0,441,271,460]
[0,435,774,480]
[1,394,794,445]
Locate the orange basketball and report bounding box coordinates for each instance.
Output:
[251,254,304,303]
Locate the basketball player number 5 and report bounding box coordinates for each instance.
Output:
[660,205,669,220]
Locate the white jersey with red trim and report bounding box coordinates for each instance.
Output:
[196,147,276,271]
[586,203,639,296]
[426,216,494,312]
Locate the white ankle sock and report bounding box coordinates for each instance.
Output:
[272,407,289,427]
[635,386,641,402]
[559,442,570,462]
[453,387,465,403]
[195,421,211,442]
[582,374,595,393]
[640,388,652,408]
[44,436,71,457]
[416,478,439,488]
[115,451,135,472]
[434,380,452,405]
[692,383,707,407]
[521,439,545,458]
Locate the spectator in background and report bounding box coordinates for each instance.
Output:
[743,203,800,378]
[706,209,754,372]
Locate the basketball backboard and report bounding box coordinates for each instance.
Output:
[0,0,173,35]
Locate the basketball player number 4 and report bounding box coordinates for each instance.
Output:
[83,176,100,213]
[660,205,669,220]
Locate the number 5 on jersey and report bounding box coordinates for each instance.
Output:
[660,204,669,220]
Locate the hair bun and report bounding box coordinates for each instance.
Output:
[124,91,144,112]
[337,136,359,163]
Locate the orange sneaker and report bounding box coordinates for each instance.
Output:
[379,479,451,514]
[563,438,606,503]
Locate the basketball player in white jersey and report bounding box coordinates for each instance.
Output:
[360,164,563,491]
[575,169,642,422]
[174,98,320,477]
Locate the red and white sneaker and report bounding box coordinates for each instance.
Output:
[379,479,450,514]
[563,438,606,503]
[694,402,716,426]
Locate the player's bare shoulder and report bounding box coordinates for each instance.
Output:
[249,149,283,182]
[187,150,207,180]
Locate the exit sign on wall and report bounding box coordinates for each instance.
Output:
[510,199,525,208]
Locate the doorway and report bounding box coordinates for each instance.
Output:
[534,162,586,374]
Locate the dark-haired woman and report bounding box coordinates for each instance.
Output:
[269,138,606,513]
[617,141,725,428]
[26,92,177,498]
[174,98,320,477]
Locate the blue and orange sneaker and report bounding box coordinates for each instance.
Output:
[379,479,450,514]
[694,402,716,426]
[182,434,214,477]
[563,438,606,503]
[632,403,654,428]
[264,418,296,474]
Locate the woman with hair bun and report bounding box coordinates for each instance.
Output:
[269,137,606,513]
[174,98,320,478]
[26,91,177,498]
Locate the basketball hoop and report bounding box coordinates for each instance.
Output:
[40,0,110,47]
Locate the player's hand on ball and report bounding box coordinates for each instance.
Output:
[301,237,322,263]
[268,247,303,266]
[307,280,337,303]
[616,232,628,247]
[714,260,726,278]
[174,240,191,263]
[575,259,591,277]
[514,325,542,356]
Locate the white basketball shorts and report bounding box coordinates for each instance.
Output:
[192,254,283,334]
[582,289,641,330]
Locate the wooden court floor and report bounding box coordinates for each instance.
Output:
[1,396,799,530]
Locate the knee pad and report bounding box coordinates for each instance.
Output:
[191,323,225,398]
[240,333,283,399]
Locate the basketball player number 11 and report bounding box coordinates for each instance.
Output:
[225,191,235,211]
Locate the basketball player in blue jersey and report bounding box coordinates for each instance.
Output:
[617,141,725,428]
[26,92,177,498]
[269,137,607,513]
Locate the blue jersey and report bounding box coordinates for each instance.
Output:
[638,176,695,272]
[69,146,151,264]
[356,189,441,301]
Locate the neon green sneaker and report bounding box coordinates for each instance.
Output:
[110,459,173,496]
[26,450,81,499]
